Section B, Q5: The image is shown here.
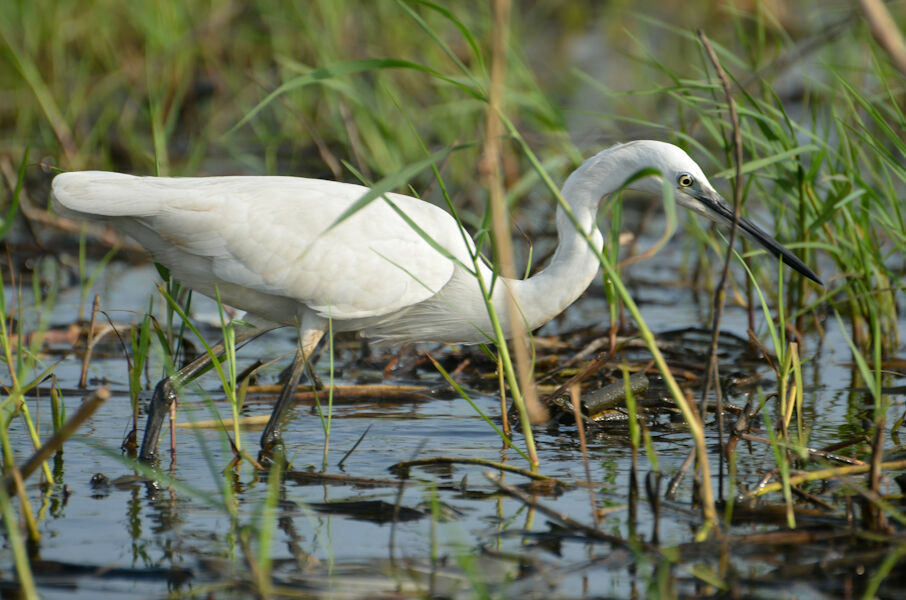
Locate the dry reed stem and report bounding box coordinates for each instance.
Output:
[482,0,548,434]
[859,0,906,76]
[697,32,746,510]
[748,459,906,498]
[243,383,426,398]
[175,415,272,429]
[0,157,135,249]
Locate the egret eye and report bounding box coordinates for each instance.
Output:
[677,173,694,188]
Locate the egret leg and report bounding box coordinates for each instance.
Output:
[259,329,324,454]
[138,323,275,461]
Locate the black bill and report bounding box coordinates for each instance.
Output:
[138,379,177,461]
[694,189,822,285]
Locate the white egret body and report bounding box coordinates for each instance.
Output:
[51,140,820,459]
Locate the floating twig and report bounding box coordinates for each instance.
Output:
[337,424,372,469]
[390,456,566,485]
[738,433,864,466]
[243,383,429,403]
[484,471,653,551]
[283,470,407,488]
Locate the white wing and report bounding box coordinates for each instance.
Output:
[53,172,473,320]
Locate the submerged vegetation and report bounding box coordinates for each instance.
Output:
[0,0,904,597]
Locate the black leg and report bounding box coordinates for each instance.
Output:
[259,328,324,458]
[259,344,308,453]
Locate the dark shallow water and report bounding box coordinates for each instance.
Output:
[6,251,903,599]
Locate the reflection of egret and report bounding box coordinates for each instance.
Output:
[52,140,821,460]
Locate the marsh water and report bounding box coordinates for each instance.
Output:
[7,217,900,600]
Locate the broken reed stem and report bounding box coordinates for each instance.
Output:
[665,447,695,500]
[78,294,101,388]
[698,30,746,506]
[866,417,888,531]
[337,424,371,469]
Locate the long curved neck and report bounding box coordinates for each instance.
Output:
[503,147,632,332]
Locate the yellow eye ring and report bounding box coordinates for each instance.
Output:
[677,173,694,187]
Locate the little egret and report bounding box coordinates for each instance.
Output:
[52,140,821,461]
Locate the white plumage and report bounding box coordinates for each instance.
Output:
[51,140,820,458]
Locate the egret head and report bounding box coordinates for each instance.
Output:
[623,140,822,285]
